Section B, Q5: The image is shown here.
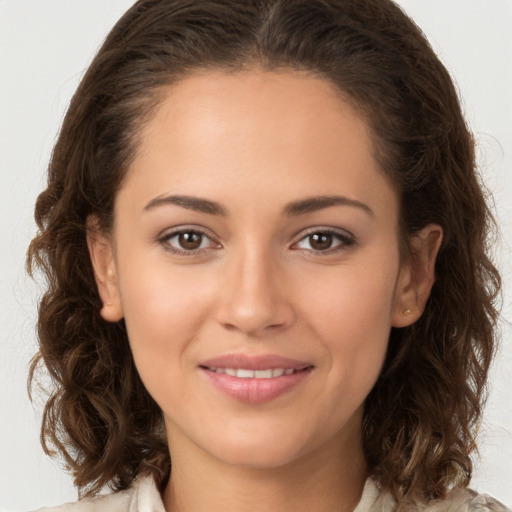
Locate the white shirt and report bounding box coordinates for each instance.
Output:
[35,474,510,512]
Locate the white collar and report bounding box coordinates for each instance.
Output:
[128,474,387,512]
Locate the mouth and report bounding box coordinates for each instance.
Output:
[199,354,314,404]
[200,367,309,378]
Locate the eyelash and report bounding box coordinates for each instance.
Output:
[290,227,355,254]
[157,227,355,256]
[158,227,220,255]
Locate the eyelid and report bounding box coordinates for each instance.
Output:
[156,224,355,256]
[157,225,221,255]
[290,226,356,253]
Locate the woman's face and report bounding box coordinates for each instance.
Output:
[95,69,418,469]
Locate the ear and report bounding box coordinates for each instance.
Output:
[86,216,124,322]
[391,224,443,328]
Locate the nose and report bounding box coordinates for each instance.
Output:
[215,246,295,337]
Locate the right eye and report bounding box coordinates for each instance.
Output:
[159,228,219,255]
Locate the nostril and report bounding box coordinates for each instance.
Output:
[215,285,295,336]
[220,321,284,333]
[222,323,238,332]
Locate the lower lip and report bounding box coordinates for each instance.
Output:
[200,368,312,404]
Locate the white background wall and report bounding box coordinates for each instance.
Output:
[0,1,510,510]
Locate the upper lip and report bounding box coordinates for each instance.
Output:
[199,354,312,371]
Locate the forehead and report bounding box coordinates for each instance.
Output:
[135,69,359,165]
[120,69,397,223]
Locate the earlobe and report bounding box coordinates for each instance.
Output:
[392,224,443,328]
[86,216,124,322]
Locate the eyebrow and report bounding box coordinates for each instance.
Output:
[283,195,374,217]
[143,193,374,218]
[143,194,227,215]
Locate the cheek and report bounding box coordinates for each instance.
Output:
[116,257,215,364]
[304,260,397,336]
[300,259,398,392]
[115,262,219,414]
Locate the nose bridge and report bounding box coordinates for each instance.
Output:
[217,241,292,336]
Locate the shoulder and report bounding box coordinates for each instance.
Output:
[33,490,132,512]
[426,488,511,512]
[362,479,511,512]
[31,474,165,512]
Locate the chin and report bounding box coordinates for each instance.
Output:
[200,423,331,471]
[213,443,307,470]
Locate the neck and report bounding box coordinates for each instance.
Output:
[162,428,368,512]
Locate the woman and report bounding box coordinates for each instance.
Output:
[27,0,509,510]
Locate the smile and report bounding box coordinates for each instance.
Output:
[204,368,296,378]
[199,355,313,404]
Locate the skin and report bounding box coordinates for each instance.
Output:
[88,69,442,512]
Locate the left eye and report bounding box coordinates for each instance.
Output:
[161,230,216,252]
[294,230,353,252]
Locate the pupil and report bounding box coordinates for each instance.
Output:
[179,232,202,250]
[310,233,332,250]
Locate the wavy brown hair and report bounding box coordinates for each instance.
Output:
[27,0,501,506]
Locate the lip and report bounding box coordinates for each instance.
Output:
[199,353,314,404]
[200,353,311,371]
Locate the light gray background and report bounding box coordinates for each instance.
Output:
[1,1,511,510]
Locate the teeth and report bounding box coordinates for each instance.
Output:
[209,367,297,378]
[255,369,273,378]
[237,369,255,378]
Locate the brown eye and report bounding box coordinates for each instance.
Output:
[293,229,354,253]
[178,231,203,250]
[161,229,217,254]
[309,233,333,251]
